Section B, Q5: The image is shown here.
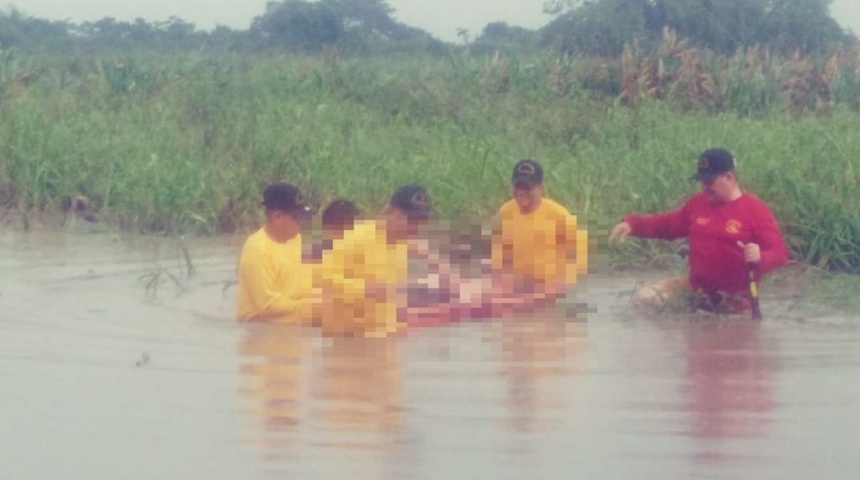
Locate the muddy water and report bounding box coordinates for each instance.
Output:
[2,231,859,479]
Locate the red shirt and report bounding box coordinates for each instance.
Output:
[623,191,789,295]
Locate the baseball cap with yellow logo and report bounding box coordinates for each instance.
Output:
[691,148,736,181]
[511,159,544,189]
[262,182,313,218]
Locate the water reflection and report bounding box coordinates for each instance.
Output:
[683,319,778,464]
[239,325,412,478]
[309,336,416,480]
[312,337,404,443]
[9,232,860,480]
[239,324,306,460]
[493,307,587,436]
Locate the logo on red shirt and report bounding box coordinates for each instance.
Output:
[726,219,742,234]
[695,217,710,226]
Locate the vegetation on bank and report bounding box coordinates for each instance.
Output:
[0,43,858,273]
[1,0,859,274]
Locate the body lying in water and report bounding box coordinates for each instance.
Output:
[310,185,558,337]
[238,179,586,336]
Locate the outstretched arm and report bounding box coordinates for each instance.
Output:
[627,210,688,239]
[616,201,692,241]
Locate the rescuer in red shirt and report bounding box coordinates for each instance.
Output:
[608,148,789,313]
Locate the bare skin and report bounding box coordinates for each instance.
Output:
[386,187,565,323]
[263,209,302,244]
[512,184,544,214]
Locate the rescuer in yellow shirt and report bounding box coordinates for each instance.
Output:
[491,159,588,299]
[236,182,315,323]
[315,184,435,337]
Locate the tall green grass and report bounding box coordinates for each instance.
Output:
[0,49,858,272]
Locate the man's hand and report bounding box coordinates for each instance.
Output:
[609,222,632,243]
[737,241,761,264]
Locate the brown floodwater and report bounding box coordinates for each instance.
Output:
[2,231,859,479]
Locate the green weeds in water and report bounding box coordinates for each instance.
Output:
[140,267,188,301]
[139,237,196,301]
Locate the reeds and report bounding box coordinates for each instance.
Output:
[0,41,858,271]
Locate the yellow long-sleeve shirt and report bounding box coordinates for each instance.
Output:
[491,198,588,286]
[315,220,408,338]
[236,228,313,323]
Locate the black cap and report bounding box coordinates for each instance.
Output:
[261,182,312,218]
[691,149,736,181]
[389,184,432,220]
[511,159,544,188]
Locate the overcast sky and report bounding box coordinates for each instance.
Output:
[6,0,860,42]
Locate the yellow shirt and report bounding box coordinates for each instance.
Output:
[491,198,588,286]
[236,228,313,322]
[315,220,408,338]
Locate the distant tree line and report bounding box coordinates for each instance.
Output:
[0,0,445,55]
[0,0,855,57]
[249,0,445,54]
[535,0,851,56]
